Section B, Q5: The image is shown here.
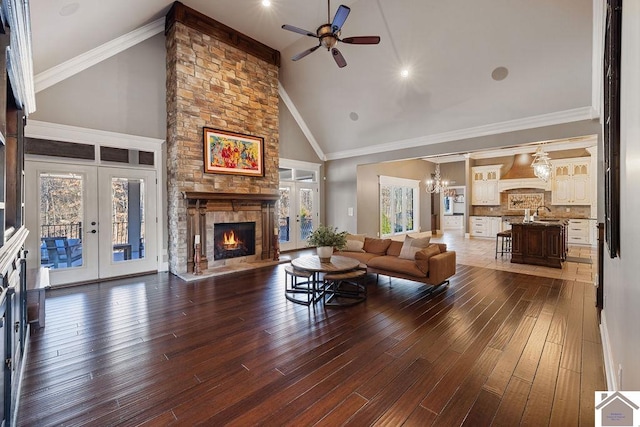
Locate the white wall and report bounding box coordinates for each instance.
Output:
[601,1,640,391]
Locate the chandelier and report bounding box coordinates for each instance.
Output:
[531,145,551,182]
[426,163,449,194]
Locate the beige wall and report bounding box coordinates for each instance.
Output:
[278,98,322,163]
[31,33,167,139]
[325,120,602,234]
[356,159,433,237]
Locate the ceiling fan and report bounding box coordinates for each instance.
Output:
[281,0,381,68]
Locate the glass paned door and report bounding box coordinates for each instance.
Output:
[278,182,318,251]
[26,162,99,285]
[278,185,292,248]
[26,162,157,286]
[110,177,146,262]
[98,167,157,278]
[298,187,315,243]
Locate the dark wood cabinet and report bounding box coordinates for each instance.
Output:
[0,1,35,424]
[511,222,567,269]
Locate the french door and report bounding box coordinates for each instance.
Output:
[278,182,318,251]
[25,161,157,286]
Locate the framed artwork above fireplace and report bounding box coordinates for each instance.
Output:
[203,128,264,177]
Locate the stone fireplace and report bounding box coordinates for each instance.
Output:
[184,192,278,273]
[213,222,255,260]
[165,2,281,275]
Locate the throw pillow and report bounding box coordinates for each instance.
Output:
[343,234,365,252]
[415,244,442,274]
[399,235,431,260]
[364,237,392,255]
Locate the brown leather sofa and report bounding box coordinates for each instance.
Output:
[338,237,456,288]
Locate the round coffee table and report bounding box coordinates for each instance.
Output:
[290,255,363,305]
[291,255,360,274]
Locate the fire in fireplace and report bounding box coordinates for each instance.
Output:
[213,222,256,260]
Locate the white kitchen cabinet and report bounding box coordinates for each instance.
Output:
[550,157,591,205]
[471,165,501,205]
[489,217,502,237]
[589,219,597,246]
[470,216,502,238]
[567,219,592,245]
[443,215,464,229]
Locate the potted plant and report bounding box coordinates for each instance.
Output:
[307,225,348,261]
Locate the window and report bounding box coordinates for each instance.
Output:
[379,176,420,237]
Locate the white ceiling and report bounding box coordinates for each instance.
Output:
[29,0,596,160]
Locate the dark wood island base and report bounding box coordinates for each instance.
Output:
[510,219,568,268]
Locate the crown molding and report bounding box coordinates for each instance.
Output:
[25,120,164,152]
[278,82,326,161]
[324,106,596,161]
[279,158,321,171]
[421,134,597,164]
[34,18,165,93]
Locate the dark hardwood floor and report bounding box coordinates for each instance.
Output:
[18,259,605,426]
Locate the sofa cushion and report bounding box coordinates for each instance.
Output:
[415,244,441,274]
[399,235,431,259]
[343,234,366,252]
[367,255,426,278]
[338,251,380,264]
[386,240,403,257]
[363,237,392,255]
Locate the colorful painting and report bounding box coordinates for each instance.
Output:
[203,128,264,176]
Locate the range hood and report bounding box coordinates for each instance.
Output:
[498,153,551,191]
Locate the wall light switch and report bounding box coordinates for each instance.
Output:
[566,208,570,212]
[348,207,354,217]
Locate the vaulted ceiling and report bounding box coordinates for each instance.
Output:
[29,0,596,160]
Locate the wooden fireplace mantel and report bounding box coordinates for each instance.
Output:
[183,192,279,272]
[183,192,279,203]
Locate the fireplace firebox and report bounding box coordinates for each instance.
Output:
[213,222,256,260]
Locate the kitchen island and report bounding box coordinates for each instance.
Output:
[510,219,568,268]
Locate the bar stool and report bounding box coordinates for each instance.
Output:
[284,264,315,305]
[323,270,367,307]
[495,230,512,259]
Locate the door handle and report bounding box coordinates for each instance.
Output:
[88,230,97,234]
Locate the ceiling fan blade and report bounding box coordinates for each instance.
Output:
[291,45,321,61]
[341,36,381,45]
[281,24,317,38]
[331,48,347,68]
[331,5,351,32]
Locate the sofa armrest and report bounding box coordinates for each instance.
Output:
[428,251,456,285]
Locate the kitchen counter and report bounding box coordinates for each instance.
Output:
[509,218,569,227]
[510,220,567,268]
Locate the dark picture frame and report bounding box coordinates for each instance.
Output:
[603,0,621,258]
[203,128,264,177]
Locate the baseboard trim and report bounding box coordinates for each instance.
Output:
[600,310,616,390]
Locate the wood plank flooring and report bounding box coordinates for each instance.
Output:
[17,261,605,426]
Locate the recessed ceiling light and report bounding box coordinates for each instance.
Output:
[400,68,410,78]
[349,112,359,121]
[491,66,509,81]
[261,0,271,7]
[59,2,80,17]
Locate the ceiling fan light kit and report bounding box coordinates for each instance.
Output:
[281,1,381,68]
